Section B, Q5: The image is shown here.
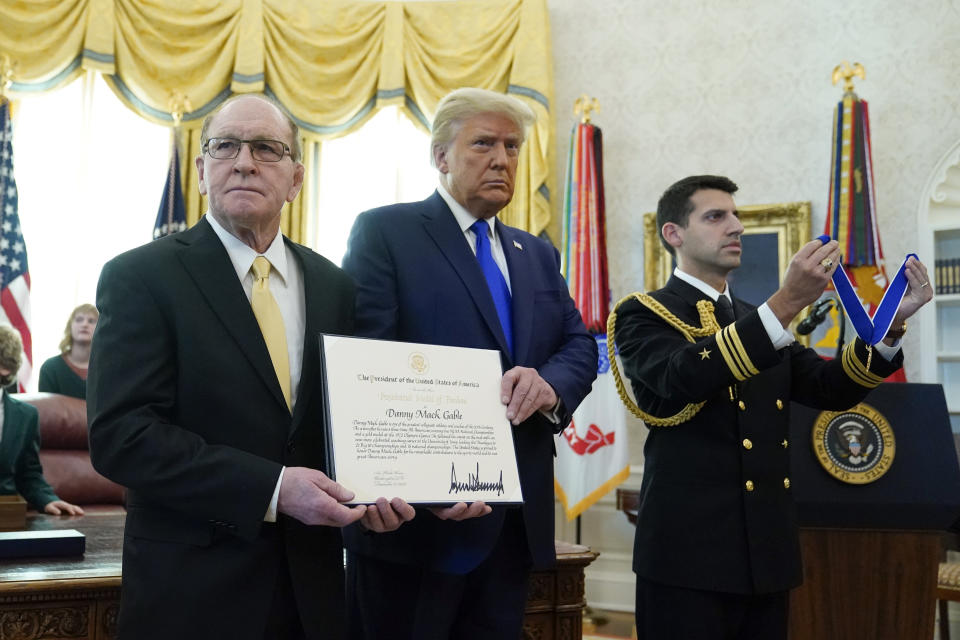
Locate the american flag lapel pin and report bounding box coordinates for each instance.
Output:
[513,240,523,251]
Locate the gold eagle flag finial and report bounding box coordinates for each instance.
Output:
[573,94,600,124]
[832,61,866,95]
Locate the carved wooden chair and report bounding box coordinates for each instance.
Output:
[939,561,960,639]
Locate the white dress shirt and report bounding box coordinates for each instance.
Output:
[207,213,305,521]
[437,184,512,293]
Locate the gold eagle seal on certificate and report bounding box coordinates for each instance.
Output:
[408,352,428,374]
[812,403,895,485]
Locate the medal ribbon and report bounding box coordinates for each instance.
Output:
[817,234,915,345]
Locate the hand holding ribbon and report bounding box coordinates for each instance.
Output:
[815,234,933,345]
[767,237,843,327]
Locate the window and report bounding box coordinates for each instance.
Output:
[13,72,167,389]
[311,106,435,266]
[12,74,435,389]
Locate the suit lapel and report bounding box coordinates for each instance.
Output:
[666,276,713,322]
[668,276,752,397]
[420,192,512,358]
[176,218,288,412]
[498,222,529,365]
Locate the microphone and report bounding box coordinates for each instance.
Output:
[797,298,834,335]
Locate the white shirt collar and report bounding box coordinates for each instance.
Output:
[673,267,730,303]
[437,183,495,237]
[205,213,289,284]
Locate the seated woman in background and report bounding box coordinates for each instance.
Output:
[0,325,83,515]
[38,304,97,399]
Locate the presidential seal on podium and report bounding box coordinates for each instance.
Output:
[812,403,895,485]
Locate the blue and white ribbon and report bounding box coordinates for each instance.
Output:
[818,234,915,345]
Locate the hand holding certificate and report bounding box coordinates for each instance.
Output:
[319,335,524,507]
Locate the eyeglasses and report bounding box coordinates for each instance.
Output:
[203,137,291,162]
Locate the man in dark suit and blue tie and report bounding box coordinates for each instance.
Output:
[341,87,598,640]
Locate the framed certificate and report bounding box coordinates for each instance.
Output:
[319,335,523,506]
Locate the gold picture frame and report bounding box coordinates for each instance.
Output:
[643,201,812,293]
[643,202,812,341]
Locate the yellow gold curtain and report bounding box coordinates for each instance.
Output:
[0,0,555,241]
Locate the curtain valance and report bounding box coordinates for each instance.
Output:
[0,0,554,237]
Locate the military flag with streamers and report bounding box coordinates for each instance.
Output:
[561,121,608,332]
[555,117,629,521]
[817,64,906,380]
[153,138,187,240]
[0,100,32,391]
[825,86,887,309]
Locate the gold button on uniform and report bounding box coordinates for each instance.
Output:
[738,400,746,410]
[781,439,789,448]
[745,480,755,492]
[783,477,791,489]
[742,438,753,450]
[776,399,784,410]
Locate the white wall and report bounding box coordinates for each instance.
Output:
[548,0,960,610]
[549,0,960,380]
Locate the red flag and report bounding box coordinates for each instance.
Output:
[556,119,629,520]
[561,123,608,333]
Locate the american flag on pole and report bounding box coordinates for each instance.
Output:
[0,99,32,391]
[153,137,187,240]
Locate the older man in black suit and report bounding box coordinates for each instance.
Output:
[88,94,412,640]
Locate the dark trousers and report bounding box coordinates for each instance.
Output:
[635,577,788,640]
[346,510,532,640]
[261,523,307,640]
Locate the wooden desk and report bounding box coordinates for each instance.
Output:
[0,516,596,640]
[0,512,122,640]
[522,541,599,640]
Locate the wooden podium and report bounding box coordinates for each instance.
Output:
[787,383,960,640]
[790,528,940,640]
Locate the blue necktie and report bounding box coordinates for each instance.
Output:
[470,219,513,357]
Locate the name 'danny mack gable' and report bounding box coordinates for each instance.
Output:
[385,408,464,420]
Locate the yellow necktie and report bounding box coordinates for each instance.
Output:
[250,256,291,412]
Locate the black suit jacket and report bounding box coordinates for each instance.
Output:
[341,192,597,573]
[88,218,355,639]
[614,276,903,594]
[0,394,58,510]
